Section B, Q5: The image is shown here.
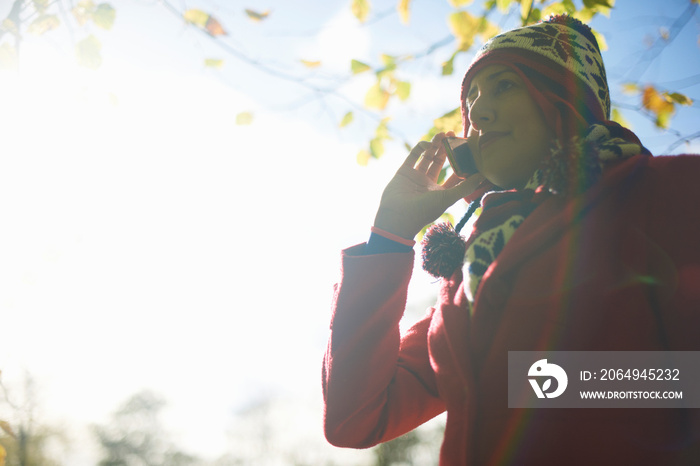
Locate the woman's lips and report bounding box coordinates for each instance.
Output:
[478,132,509,153]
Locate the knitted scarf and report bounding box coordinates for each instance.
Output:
[421,121,649,307]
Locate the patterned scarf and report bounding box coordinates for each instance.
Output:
[461,122,647,305]
[421,121,649,307]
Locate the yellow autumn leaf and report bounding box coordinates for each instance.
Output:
[0,42,18,70]
[71,1,95,26]
[0,443,5,466]
[398,0,411,24]
[357,149,371,166]
[300,59,321,68]
[351,0,371,23]
[591,29,608,51]
[611,108,631,130]
[27,14,60,35]
[395,80,411,101]
[245,9,270,22]
[236,112,254,125]
[204,58,224,68]
[364,83,390,110]
[183,9,209,27]
[205,16,227,36]
[448,0,473,6]
[642,85,675,129]
[622,83,639,95]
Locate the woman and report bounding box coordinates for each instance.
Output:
[323,15,700,465]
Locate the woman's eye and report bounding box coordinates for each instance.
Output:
[495,79,515,93]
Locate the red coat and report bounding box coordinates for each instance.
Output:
[323,154,700,465]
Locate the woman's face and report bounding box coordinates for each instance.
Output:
[466,64,554,189]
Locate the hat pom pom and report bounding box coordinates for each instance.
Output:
[421,223,467,279]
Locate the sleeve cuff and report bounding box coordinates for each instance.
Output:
[366,227,415,254]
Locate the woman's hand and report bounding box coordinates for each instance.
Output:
[373,132,485,240]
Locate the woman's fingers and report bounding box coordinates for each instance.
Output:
[426,141,447,180]
[401,141,431,171]
[415,133,448,177]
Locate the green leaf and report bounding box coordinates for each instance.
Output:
[375,117,391,139]
[583,0,614,10]
[27,14,60,35]
[442,53,456,76]
[351,0,371,23]
[339,111,354,128]
[542,1,568,17]
[573,7,595,22]
[562,0,577,12]
[433,107,463,134]
[93,3,116,29]
[665,92,693,106]
[380,54,396,67]
[448,11,479,51]
[236,112,254,125]
[75,35,102,69]
[477,17,499,41]
[351,59,371,74]
[496,0,515,13]
[364,83,390,110]
[398,0,411,24]
[369,137,384,158]
[395,80,411,101]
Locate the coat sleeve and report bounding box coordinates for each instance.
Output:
[322,244,446,448]
[645,155,700,350]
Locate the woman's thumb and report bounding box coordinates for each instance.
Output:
[445,173,486,204]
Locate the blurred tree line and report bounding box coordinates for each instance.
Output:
[1,374,444,465]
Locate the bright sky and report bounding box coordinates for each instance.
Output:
[0,0,699,464]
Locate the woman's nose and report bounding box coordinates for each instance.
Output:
[468,94,495,131]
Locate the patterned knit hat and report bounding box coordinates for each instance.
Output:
[460,15,610,140]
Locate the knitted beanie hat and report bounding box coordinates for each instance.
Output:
[460,15,610,141]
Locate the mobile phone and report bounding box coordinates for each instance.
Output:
[442,137,477,179]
